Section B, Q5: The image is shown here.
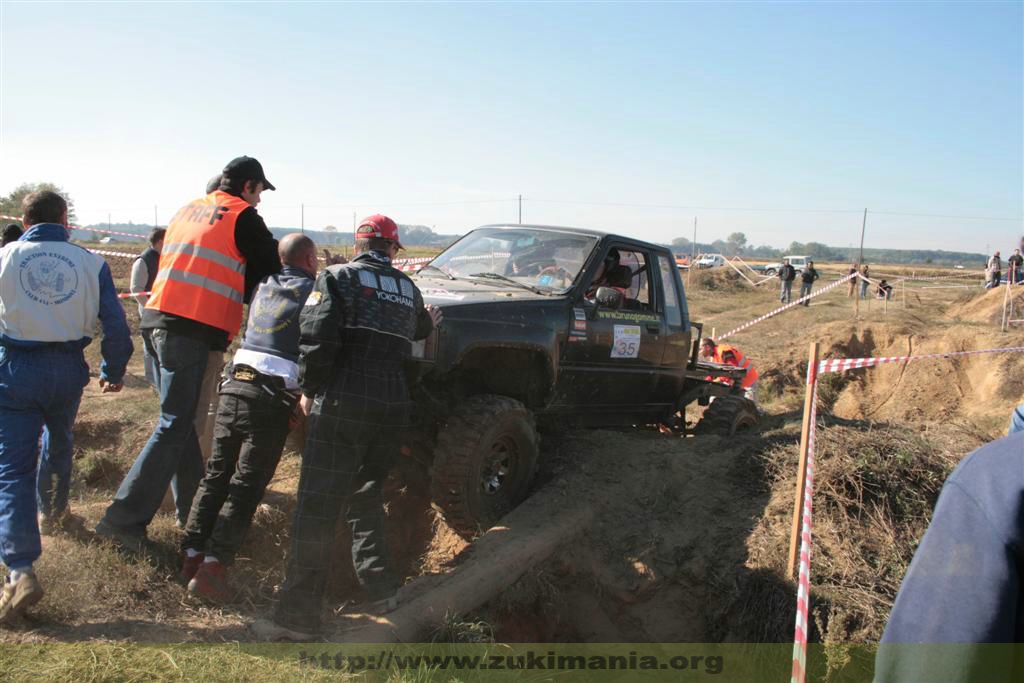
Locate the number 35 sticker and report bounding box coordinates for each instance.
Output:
[611,324,641,359]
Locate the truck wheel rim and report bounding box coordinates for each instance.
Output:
[481,436,517,495]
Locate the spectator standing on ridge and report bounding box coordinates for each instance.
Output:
[986,250,1002,289]
[875,431,1024,682]
[181,234,319,603]
[778,258,796,304]
[252,215,442,642]
[846,263,858,297]
[1007,248,1022,286]
[97,157,281,549]
[859,263,871,299]
[799,260,819,306]
[0,191,132,625]
[130,227,166,389]
[1,224,23,247]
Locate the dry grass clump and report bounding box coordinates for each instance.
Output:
[735,421,979,643]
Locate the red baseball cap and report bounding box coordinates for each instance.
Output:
[356,214,403,249]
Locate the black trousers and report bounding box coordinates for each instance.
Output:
[274,372,408,632]
[181,391,292,564]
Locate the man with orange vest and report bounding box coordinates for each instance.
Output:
[701,337,759,404]
[97,157,282,550]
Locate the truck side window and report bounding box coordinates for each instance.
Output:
[656,255,682,327]
[617,250,652,310]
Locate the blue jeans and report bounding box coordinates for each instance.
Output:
[860,279,869,298]
[1010,404,1024,435]
[100,329,209,536]
[0,345,88,570]
[36,391,81,519]
[141,328,161,391]
[800,281,813,305]
[780,280,793,303]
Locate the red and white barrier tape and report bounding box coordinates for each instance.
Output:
[117,291,151,299]
[791,379,818,683]
[818,345,1024,374]
[718,272,857,340]
[89,247,142,259]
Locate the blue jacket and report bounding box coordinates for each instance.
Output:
[0,223,132,383]
[240,266,315,362]
[876,432,1024,681]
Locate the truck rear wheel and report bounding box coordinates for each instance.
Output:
[431,395,539,538]
[695,396,760,436]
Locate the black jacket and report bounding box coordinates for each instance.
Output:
[141,193,281,350]
[800,267,819,283]
[779,264,797,282]
[298,250,434,400]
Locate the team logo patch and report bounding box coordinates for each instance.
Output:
[19,252,79,306]
[304,291,322,306]
[400,279,415,298]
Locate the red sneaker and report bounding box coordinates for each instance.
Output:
[178,552,205,585]
[188,560,231,604]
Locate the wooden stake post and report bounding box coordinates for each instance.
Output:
[787,342,820,579]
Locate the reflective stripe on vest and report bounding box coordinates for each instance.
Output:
[716,343,759,389]
[145,191,248,335]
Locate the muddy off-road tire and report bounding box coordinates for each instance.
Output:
[695,396,760,436]
[431,395,539,538]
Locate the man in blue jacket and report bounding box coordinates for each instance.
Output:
[875,431,1024,681]
[0,190,132,625]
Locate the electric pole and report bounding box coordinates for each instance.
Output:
[154,205,158,229]
[301,203,305,232]
[518,194,522,224]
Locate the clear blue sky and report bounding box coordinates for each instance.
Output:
[1,1,1021,253]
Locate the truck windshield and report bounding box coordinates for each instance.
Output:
[428,228,599,293]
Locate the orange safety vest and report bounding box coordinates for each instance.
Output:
[146,191,248,336]
[714,343,759,389]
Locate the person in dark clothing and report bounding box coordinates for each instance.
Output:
[252,215,442,642]
[799,260,819,305]
[130,227,166,389]
[180,234,319,603]
[846,264,858,297]
[778,259,796,303]
[97,157,282,551]
[1008,248,1023,285]
[876,279,893,300]
[875,432,1024,682]
[1,224,23,247]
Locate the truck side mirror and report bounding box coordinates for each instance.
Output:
[595,286,624,309]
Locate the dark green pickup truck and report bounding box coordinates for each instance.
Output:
[407,224,758,536]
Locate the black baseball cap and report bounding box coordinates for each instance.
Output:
[222,156,276,191]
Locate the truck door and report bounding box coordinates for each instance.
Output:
[651,253,691,408]
[554,245,666,424]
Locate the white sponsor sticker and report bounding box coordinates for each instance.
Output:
[573,307,586,320]
[611,325,641,359]
[358,270,378,289]
[421,288,465,301]
[304,291,322,306]
[379,276,399,293]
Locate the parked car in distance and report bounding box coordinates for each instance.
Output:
[756,254,811,276]
[694,253,727,269]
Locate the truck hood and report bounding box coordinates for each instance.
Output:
[413,273,559,307]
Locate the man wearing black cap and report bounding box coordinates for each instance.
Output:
[253,214,441,641]
[97,157,282,549]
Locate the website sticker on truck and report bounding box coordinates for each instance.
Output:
[611,325,641,359]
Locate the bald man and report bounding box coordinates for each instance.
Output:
[180,233,319,603]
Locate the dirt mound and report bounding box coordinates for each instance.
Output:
[942,285,1018,325]
[689,268,750,293]
[467,428,771,642]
